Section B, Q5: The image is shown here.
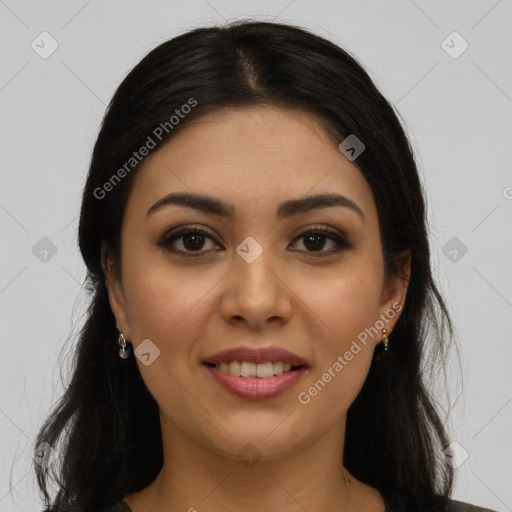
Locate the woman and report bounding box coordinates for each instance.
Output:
[35,21,497,512]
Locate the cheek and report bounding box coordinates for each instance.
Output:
[121,255,219,348]
[303,258,384,348]
[294,256,384,409]
[295,287,380,421]
[120,259,220,411]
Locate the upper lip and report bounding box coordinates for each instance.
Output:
[203,346,308,366]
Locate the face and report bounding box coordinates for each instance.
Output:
[105,107,409,462]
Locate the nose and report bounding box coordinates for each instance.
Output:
[219,248,293,331]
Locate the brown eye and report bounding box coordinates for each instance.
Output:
[181,232,207,251]
[158,227,223,256]
[301,233,329,251]
[289,227,352,256]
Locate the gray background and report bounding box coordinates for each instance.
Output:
[1,1,511,511]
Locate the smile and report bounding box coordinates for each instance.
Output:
[202,345,309,399]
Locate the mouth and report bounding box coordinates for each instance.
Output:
[202,346,309,399]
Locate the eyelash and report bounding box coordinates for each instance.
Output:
[157,224,353,258]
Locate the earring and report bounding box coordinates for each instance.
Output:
[118,332,131,359]
[382,329,389,351]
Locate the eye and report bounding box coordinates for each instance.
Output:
[157,224,352,258]
[289,225,352,256]
[158,226,223,256]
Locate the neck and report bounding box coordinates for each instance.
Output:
[125,413,374,512]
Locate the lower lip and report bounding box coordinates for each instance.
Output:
[204,365,307,400]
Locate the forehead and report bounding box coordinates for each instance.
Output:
[126,107,376,222]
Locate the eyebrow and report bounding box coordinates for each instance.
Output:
[146,192,364,223]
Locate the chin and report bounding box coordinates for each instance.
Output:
[199,419,311,464]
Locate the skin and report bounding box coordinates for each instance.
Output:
[104,106,410,512]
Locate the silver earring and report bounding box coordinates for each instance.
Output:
[118,332,131,359]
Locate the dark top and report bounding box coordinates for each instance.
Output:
[87,498,498,512]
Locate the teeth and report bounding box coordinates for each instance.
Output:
[273,361,284,375]
[241,362,257,377]
[228,361,241,376]
[214,361,296,378]
[256,362,273,378]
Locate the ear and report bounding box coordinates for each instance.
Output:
[379,250,411,334]
[101,243,132,340]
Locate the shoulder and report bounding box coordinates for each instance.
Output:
[447,499,498,512]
